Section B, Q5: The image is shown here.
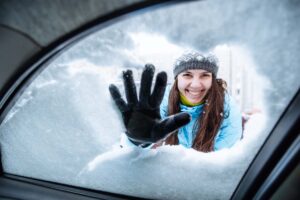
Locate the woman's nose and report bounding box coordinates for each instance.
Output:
[189,78,202,88]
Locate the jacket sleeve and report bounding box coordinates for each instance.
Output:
[214,94,243,151]
[159,85,171,119]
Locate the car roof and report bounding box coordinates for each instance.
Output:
[0,0,159,108]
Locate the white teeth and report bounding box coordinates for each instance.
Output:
[187,90,202,97]
[189,91,200,95]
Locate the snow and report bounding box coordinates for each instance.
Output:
[0,0,300,199]
[0,58,268,200]
[77,112,266,200]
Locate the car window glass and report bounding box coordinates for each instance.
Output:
[1,0,299,199]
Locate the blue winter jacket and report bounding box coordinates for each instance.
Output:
[160,86,242,151]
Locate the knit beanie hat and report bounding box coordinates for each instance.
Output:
[173,52,219,78]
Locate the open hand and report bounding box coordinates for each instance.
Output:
[109,64,190,146]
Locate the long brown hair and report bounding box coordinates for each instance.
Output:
[164,76,227,152]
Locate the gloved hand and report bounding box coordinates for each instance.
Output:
[109,64,190,146]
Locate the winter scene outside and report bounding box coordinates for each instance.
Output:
[0,0,299,200]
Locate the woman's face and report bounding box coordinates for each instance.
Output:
[177,69,213,104]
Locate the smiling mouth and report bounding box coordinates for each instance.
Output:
[186,89,205,98]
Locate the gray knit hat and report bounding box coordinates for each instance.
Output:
[173,52,219,78]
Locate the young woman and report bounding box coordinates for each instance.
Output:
[160,53,242,152]
[109,52,242,152]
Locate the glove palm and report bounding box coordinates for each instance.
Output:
[109,64,190,146]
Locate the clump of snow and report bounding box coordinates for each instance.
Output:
[76,112,266,200]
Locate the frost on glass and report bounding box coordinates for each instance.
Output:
[0,0,300,200]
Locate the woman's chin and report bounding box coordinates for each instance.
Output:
[187,98,203,104]
[185,92,205,104]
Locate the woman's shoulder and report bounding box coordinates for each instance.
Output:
[223,93,242,123]
[224,92,238,109]
[222,92,242,120]
[224,92,232,103]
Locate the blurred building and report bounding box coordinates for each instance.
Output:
[216,45,264,112]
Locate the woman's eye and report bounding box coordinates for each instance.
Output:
[202,74,211,78]
[183,74,191,77]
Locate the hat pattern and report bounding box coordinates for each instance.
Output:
[173,52,219,78]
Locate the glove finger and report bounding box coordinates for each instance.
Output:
[139,64,155,107]
[123,70,138,106]
[109,84,128,112]
[154,112,191,138]
[149,71,167,108]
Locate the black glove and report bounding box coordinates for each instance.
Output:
[109,64,190,146]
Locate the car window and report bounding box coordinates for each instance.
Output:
[0,1,299,199]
